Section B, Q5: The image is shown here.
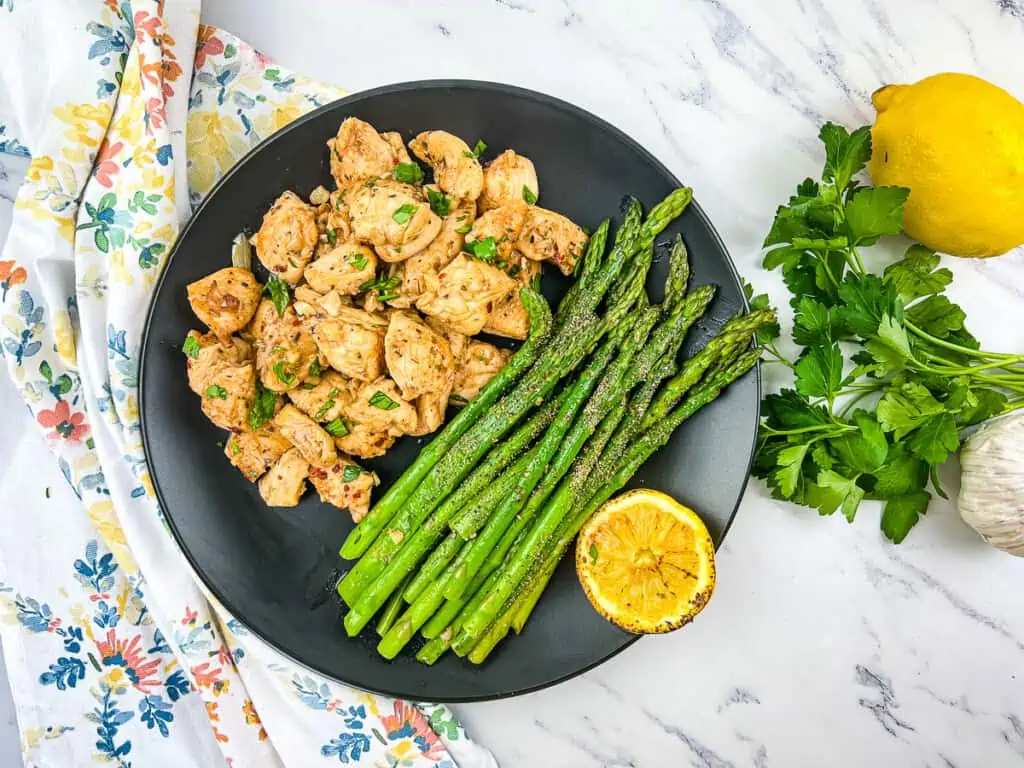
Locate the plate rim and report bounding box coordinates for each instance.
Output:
[139,78,761,702]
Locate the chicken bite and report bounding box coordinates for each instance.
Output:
[225,424,292,482]
[479,150,539,212]
[308,456,378,522]
[452,340,512,403]
[258,448,309,507]
[328,117,407,189]
[304,306,387,382]
[200,361,257,432]
[343,378,418,436]
[335,422,397,460]
[516,206,589,276]
[304,243,377,295]
[252,191,319,285]
[186,267,262,338]
[483,256,539,340]
[465,201,528,266]
[348,179,441,262]
[273,404,338,467]
[252,299,320,393]
[185,331,251,396]
[384,311,455,401]
[409,131,484,201]
[415,254,517,335]
[286,370,355,424]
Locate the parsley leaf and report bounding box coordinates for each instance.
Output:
[794,343,843,399]
[248,384,277,430]
[426,188,451,217]
[182,334,201,359]
[324,418,349,437]
[392,203,418,225]
[465,237,498,263]
[273,361,296,386]
[844,186,910,246]
[883,245,952,302]
[471,138,487,158]
[820,123,872,193]
[393,162,423,184]
[262,276,290,317]
[205,384,227,400]
[522,185,538,205]
[347,252,369,271]
[342,464,362,482]
[880,490,931,544]
[807,469,865,522]
[906,412,959,465]
[829,413,888,474]
[368,391,399,410]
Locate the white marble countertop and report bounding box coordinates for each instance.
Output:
[3,1,1024,766]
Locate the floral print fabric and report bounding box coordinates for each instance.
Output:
[0,3,495,767]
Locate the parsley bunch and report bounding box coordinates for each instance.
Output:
[753,123,1024,543]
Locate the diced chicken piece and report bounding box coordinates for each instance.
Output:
[225,424,292,482]
[304,244,377,295]
[200,361,256,432]
[252,191,319,285]
[335,422,396,460]
[308,456,378,522]
[466,201,529,266]
[425,317,468,363]
[314,188,353,250]
[304,306,387,381]
[292,285,348,319]
[410,390,449,437]
[452,340,512,403]
[381,132,413,165]
[343,378,418,436]
[185,331,251,395]
[348,179,442,262]
[387,197,475,309]
[273,404,338,467]
[186,267,262,338]
[328,117,407,189]
[479,150,539,212]
[415,254,517,335]
[253,300,320,393]
[258,448,309,507]
[483,256,540,340]
[409,130,484,201]
[516,207,589,276]
[385,311,455,401]
[286,370,355,423]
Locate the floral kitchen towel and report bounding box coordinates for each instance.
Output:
[0,2,496,767]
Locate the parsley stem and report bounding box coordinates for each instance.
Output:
[970,373,1024,392]
[918,349,1024,376]
[761,342,795,369]
[759,424,855,437]
[838,388,878,418]
[848,245,866,275]
[906,321,1024,362]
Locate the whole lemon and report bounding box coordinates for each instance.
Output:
[868,72,1024,258]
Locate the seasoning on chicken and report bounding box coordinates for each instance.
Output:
[384,311,455,401]
[465,201,529,266]
[425,317,468,363]
[308,456,378,522]
[305,306,387,382]
[479,150,539,212]
[304,243,377,295]
[415,253,517,335]
[483,256,539,340]
[516,206,589,276]
[185,331,252,396]
[273,404,338,467]
[252,299,320,393]
[258,448,310,507]
[200,360,257,432]
[186,267,262,338]
[286,370,355,424]
[335,422,397,460]
[328,117,407,189]
[348,179,442,262]
[409,131,484,201]
[388,196,475,309]
[225,425,292,482]
[252,191,319,285]
[452,340,512,403]
[343,378,418,435]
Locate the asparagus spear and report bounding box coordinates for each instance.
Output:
[376,574,411,637]
[340,287,554,560]
[663,235,691,313]
[402,532,462,605]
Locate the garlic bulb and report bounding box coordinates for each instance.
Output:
[958,411,1024,556]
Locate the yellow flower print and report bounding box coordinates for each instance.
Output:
[140,472,156,500]
[51,102,114,150]
[87,500,140,576]
[110,246,136,287]
[356,692,382,718]
[101,666,128,692]
[52,309,77,365]
[187,110,248,197]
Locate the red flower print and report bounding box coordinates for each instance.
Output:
[205,701,230,743]
[37,400,90,444]
[381,701,447,760]
[145,96,167,135]
[182,606,198,625]
[94,630,162,692]
[243,699,268,741]
[94,139,124,187]
[134,10,161,44]
[0,260,27,300]
[191,661,224,691]
[195,26,225,70]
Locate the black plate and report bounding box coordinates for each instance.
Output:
[140,80,759,702]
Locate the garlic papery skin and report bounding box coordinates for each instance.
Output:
[958,411,1024,556]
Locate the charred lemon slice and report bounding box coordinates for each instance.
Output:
[576,489,716,634]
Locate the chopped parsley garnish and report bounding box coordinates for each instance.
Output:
[262,276,290,317]
[326,228,338,245]
[368,390,400,410]
[314,399,335,421]
[347,252,368,270]
[342,465,363,482]
[308,359,323,377]
[455,223,473,235]
[272,361,296,385]
[471,138,487,158]
[359,274,401,302]
[392,203,418,225]
[393,162,424,184]
[205,384,227,400]
[300,382,317,390]
[426,188,451,217]
[230,442,241,455]
[248,383,277,430]
[522,185,537,205]
[324,418,349,437]
[182,334,201,359]
[464,236,498,263]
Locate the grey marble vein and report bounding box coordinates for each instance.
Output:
[641,707,734,768]
[856,665,915,738]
